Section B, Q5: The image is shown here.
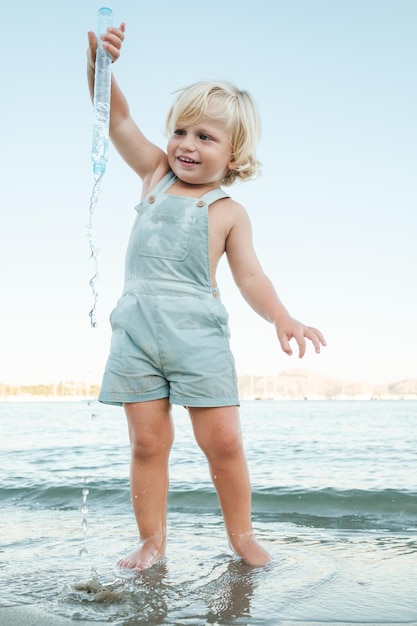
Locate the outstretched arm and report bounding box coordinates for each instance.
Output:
[226,204,326,358]
[87,23,168,188]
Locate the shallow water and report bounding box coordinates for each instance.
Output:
[1,400,416,624]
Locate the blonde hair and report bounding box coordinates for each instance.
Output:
[165,81,261,186]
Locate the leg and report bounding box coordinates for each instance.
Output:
[188,405,271,567]
[118,398,174,571]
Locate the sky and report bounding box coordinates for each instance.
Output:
[1,0,416,386]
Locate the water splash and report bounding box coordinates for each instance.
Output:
[79,478,90,557]
[87,174,103,327]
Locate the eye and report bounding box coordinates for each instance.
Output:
[174,129,186,136]
[199,133,211,141]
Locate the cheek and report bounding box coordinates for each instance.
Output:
[167,134,179,150]
[166,141,178,162]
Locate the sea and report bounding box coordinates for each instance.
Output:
[0,399,416,625]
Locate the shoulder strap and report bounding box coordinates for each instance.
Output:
[200,187,230,205]
[150,170,178,195]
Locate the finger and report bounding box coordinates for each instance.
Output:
[296,334,307,359]
[87,31,97,64]
[87,31,97,48]
[277,332,293,356]
[101,24,126,61]
[312,327,327,347]
[305,327,324,354]
[102,23,126,46]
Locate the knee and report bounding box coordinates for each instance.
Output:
[199,430,243,463]
[130,430,173,461]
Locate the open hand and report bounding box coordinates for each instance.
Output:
[275,316,326,358]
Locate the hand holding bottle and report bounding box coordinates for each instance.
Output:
[87,21,126,69]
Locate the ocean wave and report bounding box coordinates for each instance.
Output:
[2,481,415,531]
[169,486,417,531]
[251,486,417,531]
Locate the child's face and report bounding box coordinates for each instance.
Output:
[167,113,237,187]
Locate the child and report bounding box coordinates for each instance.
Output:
[87,22,326,570]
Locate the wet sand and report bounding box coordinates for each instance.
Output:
[0,606,108,626]
[1,606,405,626]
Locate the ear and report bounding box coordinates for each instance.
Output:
[228,156,238,171]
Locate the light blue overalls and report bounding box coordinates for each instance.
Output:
[99,171,239,407]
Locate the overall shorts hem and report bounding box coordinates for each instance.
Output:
[169,393,240,408]
[98,390,240,408]
[98,388,169,407]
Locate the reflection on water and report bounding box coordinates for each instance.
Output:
[68,560,259,625]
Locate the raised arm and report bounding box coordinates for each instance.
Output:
[87,23,169,189]
[225,204,326,358]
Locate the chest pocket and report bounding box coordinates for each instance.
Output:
[135,200,196,262]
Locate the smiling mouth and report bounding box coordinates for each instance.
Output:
[178,156,200,165]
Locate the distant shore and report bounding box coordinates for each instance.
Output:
[1,369,416,402]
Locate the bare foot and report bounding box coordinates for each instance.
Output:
[117,536,166,572]
[229,532,272,567]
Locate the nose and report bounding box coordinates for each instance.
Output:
[179,134,196,152]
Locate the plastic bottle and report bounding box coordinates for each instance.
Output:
[91,7,113,177]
